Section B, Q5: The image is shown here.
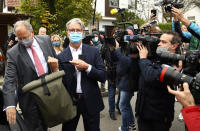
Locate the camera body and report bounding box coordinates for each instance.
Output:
[155,0,184,12]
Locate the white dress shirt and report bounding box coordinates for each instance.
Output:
[69,44,92,93]
[26,38,48,76]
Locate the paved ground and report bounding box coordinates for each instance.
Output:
[48,93,185,131]
[0,76,185,131]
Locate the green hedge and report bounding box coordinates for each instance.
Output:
[158,23,172,31]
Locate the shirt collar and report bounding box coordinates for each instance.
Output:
[69,44,82,52]
[31,37,38,47]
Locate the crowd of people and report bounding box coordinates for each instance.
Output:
[1,7,200,131]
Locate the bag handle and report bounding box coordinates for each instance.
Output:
[40,75,51,96]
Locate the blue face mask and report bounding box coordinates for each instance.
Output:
[52,41,60,47]
[69,32,83,44]
[92,37,98,42]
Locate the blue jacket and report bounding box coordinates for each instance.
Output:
[111,48,140,92]
[188,22,200,40]
[57,44,106,114]
[136,59,175,122]
[172,20,191,42]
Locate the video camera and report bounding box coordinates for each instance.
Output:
[157,50,200,75]
[160,65,200,104]
[123,34,161,62]
[155,0,184,12]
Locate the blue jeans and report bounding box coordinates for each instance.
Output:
[108,81,116,113]
[119,91,135,131]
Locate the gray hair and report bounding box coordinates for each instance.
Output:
[66,18,85,31]
[14,20,33,33]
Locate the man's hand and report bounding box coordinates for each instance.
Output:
[6,107,16,124]
[167,83,195,107]
[150,13,157,22]
[48,56,59,72]
[171,7,191,27]
[137,44,148,59]
[8,40,14,46]
[70,59,89,71]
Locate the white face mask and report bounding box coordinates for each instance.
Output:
[19,37,33,48]
[156,47,169,55]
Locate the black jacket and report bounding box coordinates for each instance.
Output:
[135,59,175,122]
[111,48,140,92]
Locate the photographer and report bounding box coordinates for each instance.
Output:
[172,7,200,40]
[136,31,181,131]
[110,26,140,131]
[168,82,200,131]
[172,8,200,51]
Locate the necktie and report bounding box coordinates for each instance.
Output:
[30,45,45,76]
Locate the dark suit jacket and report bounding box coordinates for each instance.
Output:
[57,44,106,114]
[3,35,56,114]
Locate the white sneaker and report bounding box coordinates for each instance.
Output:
[129,125,136,131]
[178,113,184,121]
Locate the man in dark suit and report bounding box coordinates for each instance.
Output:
[57,18,106,131]
[2,20,58,131]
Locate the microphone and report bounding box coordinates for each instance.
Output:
[110,8,125,15]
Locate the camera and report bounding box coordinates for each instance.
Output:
[155,0,184,12]
[160,65,200,104]
[151,9,157,17]
[124,34,161,62]
[157,50,200,75]
[10,33,16,41]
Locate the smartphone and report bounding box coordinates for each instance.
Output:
[151,9,157,17]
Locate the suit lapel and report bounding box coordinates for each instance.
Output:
[82,44,89,63]
[18,44,36,72]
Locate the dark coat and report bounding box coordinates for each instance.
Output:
[57,44,106,114]
[135,59,175,122]
[111,48,140,92]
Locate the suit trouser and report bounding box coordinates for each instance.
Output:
[62,96,100,131]
[137,117,172,131]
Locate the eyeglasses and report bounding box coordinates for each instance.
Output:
[68,28,82,33]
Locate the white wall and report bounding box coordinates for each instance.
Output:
[99,18,115,31]
[96,0,105,16]
[119,0,128,9]
[184,6,200,25]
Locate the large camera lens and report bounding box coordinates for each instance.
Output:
[160,65,193,85]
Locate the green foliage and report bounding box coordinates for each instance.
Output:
[19,0,99,36]
[158,23,172,31]
[113,9,145,29]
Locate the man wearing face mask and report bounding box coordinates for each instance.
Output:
[135,31,182,131]
[2,20,58,131]
[57,18,106,131]
[91,31,103,51]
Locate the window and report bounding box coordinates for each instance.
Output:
[109,0,119,8]
[187,16,195,21]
